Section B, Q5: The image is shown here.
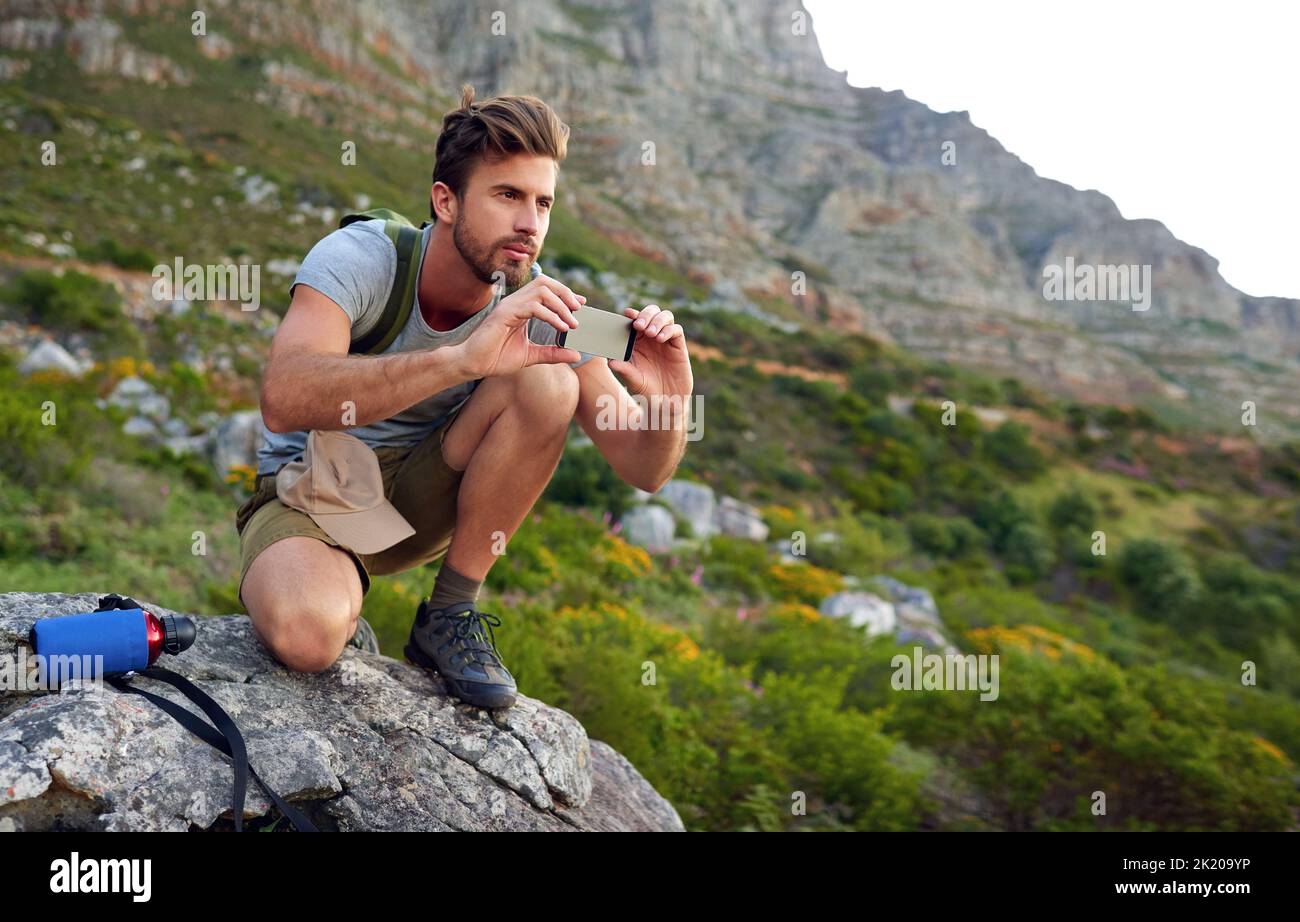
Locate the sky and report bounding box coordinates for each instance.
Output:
[803,0,1299,300]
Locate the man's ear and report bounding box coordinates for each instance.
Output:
[430,182,457,224]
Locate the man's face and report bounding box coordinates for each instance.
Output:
[443,153,556,291]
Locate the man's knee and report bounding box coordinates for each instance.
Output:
[511,363,579,425]
[250,591,356,672]
[243,538,363,673]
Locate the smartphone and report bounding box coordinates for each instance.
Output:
[556,304,637,362]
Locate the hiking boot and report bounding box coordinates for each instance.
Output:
[347,615,380,655]
[404,599,517,709]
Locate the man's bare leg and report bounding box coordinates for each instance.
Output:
[241,536,365,672]
[439,362,580,580]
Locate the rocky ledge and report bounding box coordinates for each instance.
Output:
[0,592,683,832]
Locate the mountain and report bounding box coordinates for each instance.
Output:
[1,0,1296,438]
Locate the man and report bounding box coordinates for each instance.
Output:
[234,85,693,709]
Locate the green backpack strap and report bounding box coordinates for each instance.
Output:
[341,209,427,355]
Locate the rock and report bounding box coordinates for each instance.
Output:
[197,32,233,60]
[0,56,31,79]
[896,627,950,650]
[160,417,189,438]
[818,591,897,636]
[651,479,715,538]
[121,415,158,438]
[770,538,801,563]
[265,257,302,276]
[210,410,263,476]
[18,339,89,377]
[972,407,1009,427]
[241,174,278,206]
[64,17,189,85]
[872,576,938,616]
[105,376,170,421]
[713,495,769,541]
[870,576,958,653]
[619,504,675,552]
[887,395,915,415]
[0,18,62,53]
[0,592,683,832]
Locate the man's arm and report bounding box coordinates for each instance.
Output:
[573,355,688,493]
[260,284,475,433]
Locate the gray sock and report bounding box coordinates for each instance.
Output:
[428,562,483,611]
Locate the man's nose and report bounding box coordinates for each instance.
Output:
[515,205,540,236]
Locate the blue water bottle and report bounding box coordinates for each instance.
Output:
[30,595,196,684]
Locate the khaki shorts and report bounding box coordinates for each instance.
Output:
[235,406,466,606]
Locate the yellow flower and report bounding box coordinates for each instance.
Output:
[598,533,651,578]
[26,369,71,387]
[764,504,799,529]
[536,545,561,578]
[770,603,821,624]
[966,625,1095,661]
[224,463,257,494]
[1251,736,1288,763]
[767,562,842,602]
[598,601,630,621]
[672,636,700,661]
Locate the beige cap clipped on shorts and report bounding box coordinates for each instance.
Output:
[275,430,415,554]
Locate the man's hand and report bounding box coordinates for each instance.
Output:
[458,274,587,378]
[607,304,693,399]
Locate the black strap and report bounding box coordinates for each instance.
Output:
[349,221,421,355]
[107,667,318,832]
[92,595,316,832]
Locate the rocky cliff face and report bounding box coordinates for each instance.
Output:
[0,592,683,831]
[2,0,1295,434]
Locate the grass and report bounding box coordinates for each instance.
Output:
[0,469,243,616]
[1009,459,1267,543]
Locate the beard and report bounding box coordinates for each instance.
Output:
[452,213,533,292]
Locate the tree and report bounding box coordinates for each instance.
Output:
[1118,538,1202,622]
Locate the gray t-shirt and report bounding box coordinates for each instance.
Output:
[255,219,591,475]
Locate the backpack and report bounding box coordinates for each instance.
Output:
[338,208,428,355]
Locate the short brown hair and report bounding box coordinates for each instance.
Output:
[431,84,570,219]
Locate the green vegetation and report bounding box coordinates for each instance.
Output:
[1,269,143,355]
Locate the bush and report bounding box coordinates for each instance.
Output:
[553,251,606,275]
[1048,490,1098,534]
[1118,537,1203,622]
[908,514,987,561]
[703,536,774,600]
[887,633,1299,830]
[81,237,159,272]
[1195,552,1300,653]
[0,269,143,354]
[974,490,1034,550]
[982,421,1047,478]
[1002,521,1056,584]
[544,442,635,517]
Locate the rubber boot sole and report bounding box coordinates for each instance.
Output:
[404,638,517,710]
